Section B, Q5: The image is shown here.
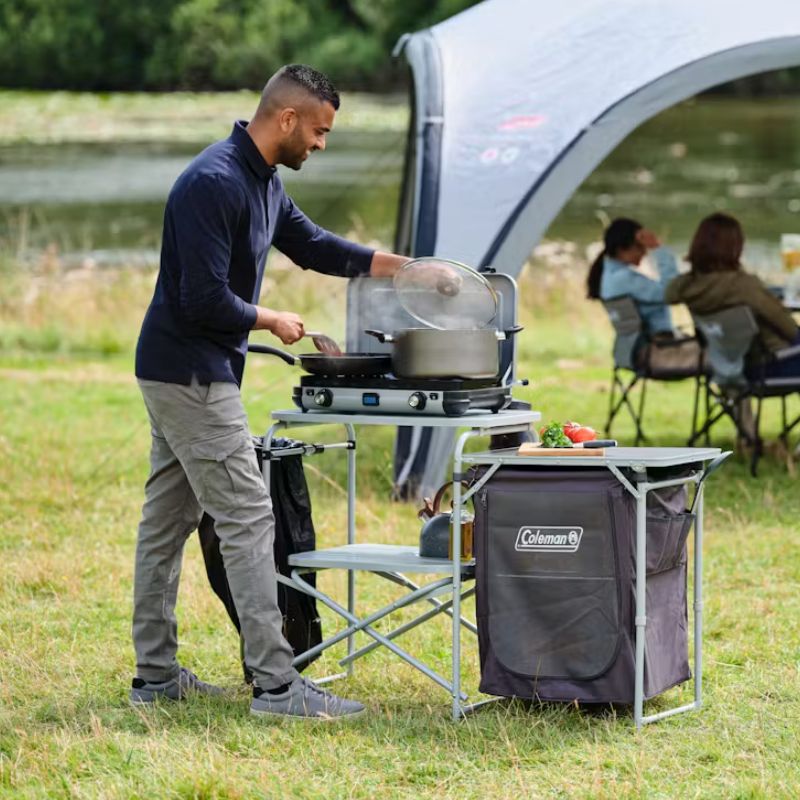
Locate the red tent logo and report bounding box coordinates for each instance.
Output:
[498,114,546,132]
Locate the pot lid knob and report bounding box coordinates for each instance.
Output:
[393,257,498,330]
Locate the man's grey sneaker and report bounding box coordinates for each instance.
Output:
[130,666,224,704]
[250,677,365,721]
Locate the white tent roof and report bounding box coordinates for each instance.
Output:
[396,0,800,276]
[391,0,800,499]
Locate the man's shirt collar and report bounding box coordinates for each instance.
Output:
[230,120,276,180]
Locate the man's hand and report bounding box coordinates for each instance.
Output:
[254,307,305,344]
[428,262,463,296]
[371,252,463,295]
[636,229,661,249]
[369,251,410,278]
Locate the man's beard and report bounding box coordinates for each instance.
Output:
[278,132,307,171]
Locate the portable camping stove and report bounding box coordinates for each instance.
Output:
[290,271,523,417]
[292,374,512,416]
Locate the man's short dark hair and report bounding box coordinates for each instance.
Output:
[273,64,340,110]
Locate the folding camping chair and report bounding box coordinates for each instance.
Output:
[602,296,705,445]
[689,305,800,475]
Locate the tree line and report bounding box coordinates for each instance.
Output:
[0,0,798,94]
[0,0,480,91]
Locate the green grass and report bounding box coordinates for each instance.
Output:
[1,261,799,799]
[0,90,408,147]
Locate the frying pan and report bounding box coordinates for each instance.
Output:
[247,343,392,377]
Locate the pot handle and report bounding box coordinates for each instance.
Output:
[247,343,298,366]
[496,325,524,340]
[417,496,435,521]
[364,329,396,344]
[431,480,472,514]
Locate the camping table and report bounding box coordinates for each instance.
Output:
[458,445,727,728]
[260,408,539,720]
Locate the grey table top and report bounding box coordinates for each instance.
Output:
[289,543,474,573]
[461,445,722,468]
[271,408,540,430]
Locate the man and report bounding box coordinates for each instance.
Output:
[131,65,411,720]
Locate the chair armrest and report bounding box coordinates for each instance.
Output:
[773,344,800,361]
[674,325,695,339]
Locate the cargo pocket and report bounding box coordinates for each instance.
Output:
[189,429,257,507]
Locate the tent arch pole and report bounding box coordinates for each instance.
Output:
[481,36,800,276]
[390,32,448,501]
[394,31,445,258]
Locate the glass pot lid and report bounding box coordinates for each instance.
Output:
[393,257,498,330]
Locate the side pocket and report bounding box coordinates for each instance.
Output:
[646,512,694,575]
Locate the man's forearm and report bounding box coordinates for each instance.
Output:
[251,306,305,344]
[370,251,409,278]
[252,306,279,332]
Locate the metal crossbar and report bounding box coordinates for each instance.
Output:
[287,568,468,700]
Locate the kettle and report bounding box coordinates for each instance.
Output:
[418,481,474,559]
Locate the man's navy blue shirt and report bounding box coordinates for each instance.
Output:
[135,121,374,386]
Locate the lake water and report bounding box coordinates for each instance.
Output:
[2,97,799,275]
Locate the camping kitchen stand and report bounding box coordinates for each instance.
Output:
[262,409,723,727]
[262,408,537,717]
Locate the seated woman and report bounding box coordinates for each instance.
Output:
[665,213,800,379]
[587,217,678,338]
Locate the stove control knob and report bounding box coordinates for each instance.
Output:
[408,391,427,411]
[314,389,333,408]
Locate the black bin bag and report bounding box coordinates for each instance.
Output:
[198,437,322,681]
[472,466,693,704]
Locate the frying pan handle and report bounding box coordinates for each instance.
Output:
[496,325,524,340]
[247,343,298,365]
[364,329,395,344]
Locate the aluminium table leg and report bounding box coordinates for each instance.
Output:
[634,470,707,727]
[451,429,477,720]
[634,479,647,730]
[694,484,704,710]
[345,422,356,675]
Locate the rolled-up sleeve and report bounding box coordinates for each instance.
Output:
[173,174,258,332]
[602,257,669,304]
[273,194,374,277]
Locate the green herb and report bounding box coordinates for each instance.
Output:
[540,421,572,448]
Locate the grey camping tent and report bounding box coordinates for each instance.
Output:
[391,0,800,498]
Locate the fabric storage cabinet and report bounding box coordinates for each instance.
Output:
[472,466,694,704]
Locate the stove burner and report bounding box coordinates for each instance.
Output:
[292,374,512,416]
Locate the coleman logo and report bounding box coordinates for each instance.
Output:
[515,526,583,553]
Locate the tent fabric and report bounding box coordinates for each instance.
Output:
[392,0,800,500]
[397,0,800,276]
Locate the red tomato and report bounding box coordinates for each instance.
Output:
[562,421,581,442]
[570,426,597,443]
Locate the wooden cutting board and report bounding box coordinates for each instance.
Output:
[518,442,605,456]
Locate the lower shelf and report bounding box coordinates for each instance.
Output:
[289,543,476,574]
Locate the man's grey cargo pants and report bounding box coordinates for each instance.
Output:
[133,378,299,690]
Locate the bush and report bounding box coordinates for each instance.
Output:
[0,0,481,91]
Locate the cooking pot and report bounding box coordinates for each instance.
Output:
[364,326,522,380]
[247,343,392,377]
